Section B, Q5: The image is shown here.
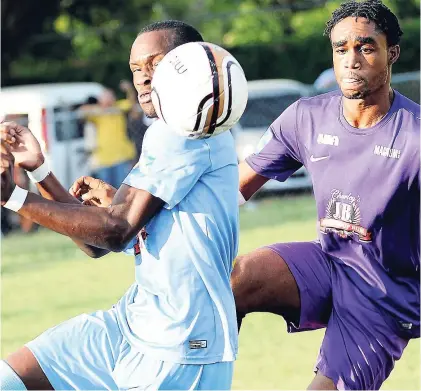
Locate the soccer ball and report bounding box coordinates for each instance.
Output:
[151,42,248,139]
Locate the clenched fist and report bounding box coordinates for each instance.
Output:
[1,140,16,204]
[0,121,44,172]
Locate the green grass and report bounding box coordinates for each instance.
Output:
[1,194,419,389]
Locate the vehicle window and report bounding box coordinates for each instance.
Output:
[54,108,84,141]
[239,94,301,128]
[3,114,29,127]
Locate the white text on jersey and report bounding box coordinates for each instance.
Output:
[317,134,339,146]
[373,145,401,159]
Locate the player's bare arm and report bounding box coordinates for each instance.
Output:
[1,148,164,251]
[238,160,269,200]
[1,121,109,257]
[36,173,113,257]
[1,122,120,256]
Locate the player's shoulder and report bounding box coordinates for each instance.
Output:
[143,119,235,166]
[272,90,341,129]
[391,92,420,146]
[296,90,342,111]
[278,90,341,119]
[394,91,420,124]
[144,119,204,150]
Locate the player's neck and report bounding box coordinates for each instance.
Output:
[342,85,394,129]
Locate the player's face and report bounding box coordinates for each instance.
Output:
[129,30,172,117]
[331,17,400,100]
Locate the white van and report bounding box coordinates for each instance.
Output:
[232,79,314,193]
[0,82,105,189]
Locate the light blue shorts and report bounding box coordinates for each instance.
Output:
[26,309,233,390]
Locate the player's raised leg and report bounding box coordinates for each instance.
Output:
[232,242,333,331]
[310,262,410,390]
[232,242,336,389]
[308,373,337,390]
[231,248,300,327]
[1,309,122,391]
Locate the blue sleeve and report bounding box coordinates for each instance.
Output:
[123,125,212,209]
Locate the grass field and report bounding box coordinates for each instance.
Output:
[1,194,419,389]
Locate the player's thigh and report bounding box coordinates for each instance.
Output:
[5,347,53,390]
[232,241,333,329]
[231,246,300,314]
[113,346,233,390]
[155,361,233,390]
[20,310,122,391]
[196,361,233,390]
[158,361,233,390]
[314,267,409,390]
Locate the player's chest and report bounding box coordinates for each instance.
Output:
[303,129,414,230]
[304,129,410,189]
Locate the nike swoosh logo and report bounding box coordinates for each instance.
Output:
[310,155,329,162]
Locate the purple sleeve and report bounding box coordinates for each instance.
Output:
[245,101,303,182]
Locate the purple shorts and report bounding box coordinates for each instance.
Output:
[267,241,409,390]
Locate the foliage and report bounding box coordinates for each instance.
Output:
[2,0,419,88]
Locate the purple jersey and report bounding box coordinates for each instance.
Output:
[246,90,420,338]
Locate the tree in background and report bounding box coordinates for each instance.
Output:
[1,0,62,85]
[2,0,419,87]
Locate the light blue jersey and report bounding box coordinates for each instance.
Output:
[23,120,239,390]
[118,120,239,364]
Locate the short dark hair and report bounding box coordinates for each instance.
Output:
[324,0,403,46]
[138,20,204,50]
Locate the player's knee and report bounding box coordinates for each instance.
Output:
[231,255,253,313]
[231,255,246,292]
[307,373,337,390]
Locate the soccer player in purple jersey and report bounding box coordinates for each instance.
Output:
[232,1,420,389]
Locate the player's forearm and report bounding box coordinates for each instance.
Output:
[36,173,109,258]
[239,161,268,201]
[18,192,131,252]
[37,173,79,204]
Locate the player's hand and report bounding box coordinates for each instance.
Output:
[69,176,117,207]
[0,121,44,172]
[1,140,16,205]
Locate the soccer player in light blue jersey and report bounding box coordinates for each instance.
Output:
[0,21,239,390]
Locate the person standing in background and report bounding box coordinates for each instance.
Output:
[80,89,136,188]
[81,96,99,176]
[119,80,149,162]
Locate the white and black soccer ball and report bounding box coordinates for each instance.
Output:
[151,42,248,139]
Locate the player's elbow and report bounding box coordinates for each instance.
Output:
[103,232,128,252]
[87,248,109,258]
[102,220,132,252]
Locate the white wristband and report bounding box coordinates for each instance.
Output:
[27,161,50,183]
[239,191,246,206]
[3,185,28,212]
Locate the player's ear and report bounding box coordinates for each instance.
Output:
[388,45,400,66]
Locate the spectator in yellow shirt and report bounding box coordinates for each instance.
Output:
[119,80,149,162]
[80,89,136,187]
